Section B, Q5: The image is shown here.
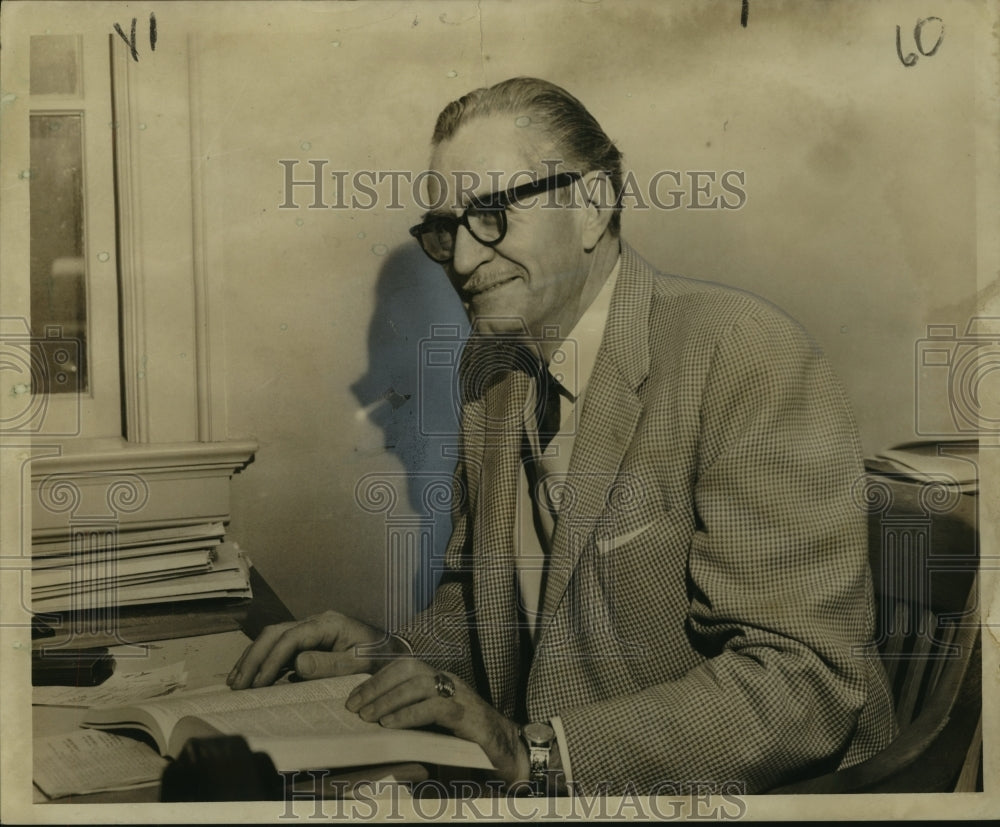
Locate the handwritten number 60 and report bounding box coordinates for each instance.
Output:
[896,17,945,67]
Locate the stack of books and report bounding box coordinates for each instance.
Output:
[31,523,252,614]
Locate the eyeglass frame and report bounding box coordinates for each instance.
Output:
[408,170,584,263]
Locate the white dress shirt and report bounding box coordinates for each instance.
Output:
[515,257,621,784]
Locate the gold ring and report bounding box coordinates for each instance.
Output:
[434,673,456,698]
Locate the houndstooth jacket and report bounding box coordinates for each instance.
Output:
[398,243,898,794]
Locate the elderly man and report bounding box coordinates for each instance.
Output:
[230,77,896,795]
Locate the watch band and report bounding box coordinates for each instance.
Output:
[521,721,556,796]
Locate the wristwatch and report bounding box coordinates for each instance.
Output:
[521,721,555,796]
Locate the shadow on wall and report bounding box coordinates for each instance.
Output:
[350,243,468,619]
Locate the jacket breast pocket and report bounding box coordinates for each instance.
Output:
[581,512,695,680]
[594,521,656,556]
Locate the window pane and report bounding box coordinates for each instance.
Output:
[30,35,82,96]
[30,113,87,394]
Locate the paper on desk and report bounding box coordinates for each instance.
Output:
[32,661,188,708]
[33,729,167,799]
[867,442,978,492]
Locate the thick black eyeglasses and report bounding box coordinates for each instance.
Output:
[409,171,582,263]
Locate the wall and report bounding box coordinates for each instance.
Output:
[180,1,986,620]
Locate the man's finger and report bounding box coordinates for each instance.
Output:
[231,618,345,689]
[294,650,369,680]
[248,623,338,688]
[355,673,437,723]
[378,697,452,730]
[345,658,424,712]
[227,622,297,688]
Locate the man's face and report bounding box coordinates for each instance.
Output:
[428,114,591,340]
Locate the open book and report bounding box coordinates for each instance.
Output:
[82,673,494,773]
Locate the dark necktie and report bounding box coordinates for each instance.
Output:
[535,368,564,453]
[461,337,564,454]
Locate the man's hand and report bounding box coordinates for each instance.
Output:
[345,659,531,787]
[227,610,404,690]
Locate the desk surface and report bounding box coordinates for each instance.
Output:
[32,567,295,804]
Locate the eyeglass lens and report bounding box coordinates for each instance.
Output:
[412,172,582,262]
[419,207,505,262]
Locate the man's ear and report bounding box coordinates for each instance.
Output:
[577,170,616,250]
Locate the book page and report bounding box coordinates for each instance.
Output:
[243,728,495,774]
[84,674,368,755]
[87,673,493,770]
[196,695,374,739]
[33,729,167,800]
[138,674,366,722]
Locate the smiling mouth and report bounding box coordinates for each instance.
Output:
[463,275,520,301]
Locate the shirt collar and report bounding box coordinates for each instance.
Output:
[548,256,621,402]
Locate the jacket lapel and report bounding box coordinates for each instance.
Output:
[539,243,652,624]
[469,369,532,717]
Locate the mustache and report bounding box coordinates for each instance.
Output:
[455,270,524,299]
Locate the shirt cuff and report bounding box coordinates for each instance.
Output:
[549,715,574,787]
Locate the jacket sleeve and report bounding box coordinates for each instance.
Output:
[556,307,893,794]
[392,458,481,689]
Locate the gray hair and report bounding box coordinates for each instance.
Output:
[431,77,624,235]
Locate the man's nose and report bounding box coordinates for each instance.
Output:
[451,224,495,276]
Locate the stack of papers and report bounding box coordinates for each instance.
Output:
[33,661,189,708]
[32,524,252,613]
[865,441,978,494]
